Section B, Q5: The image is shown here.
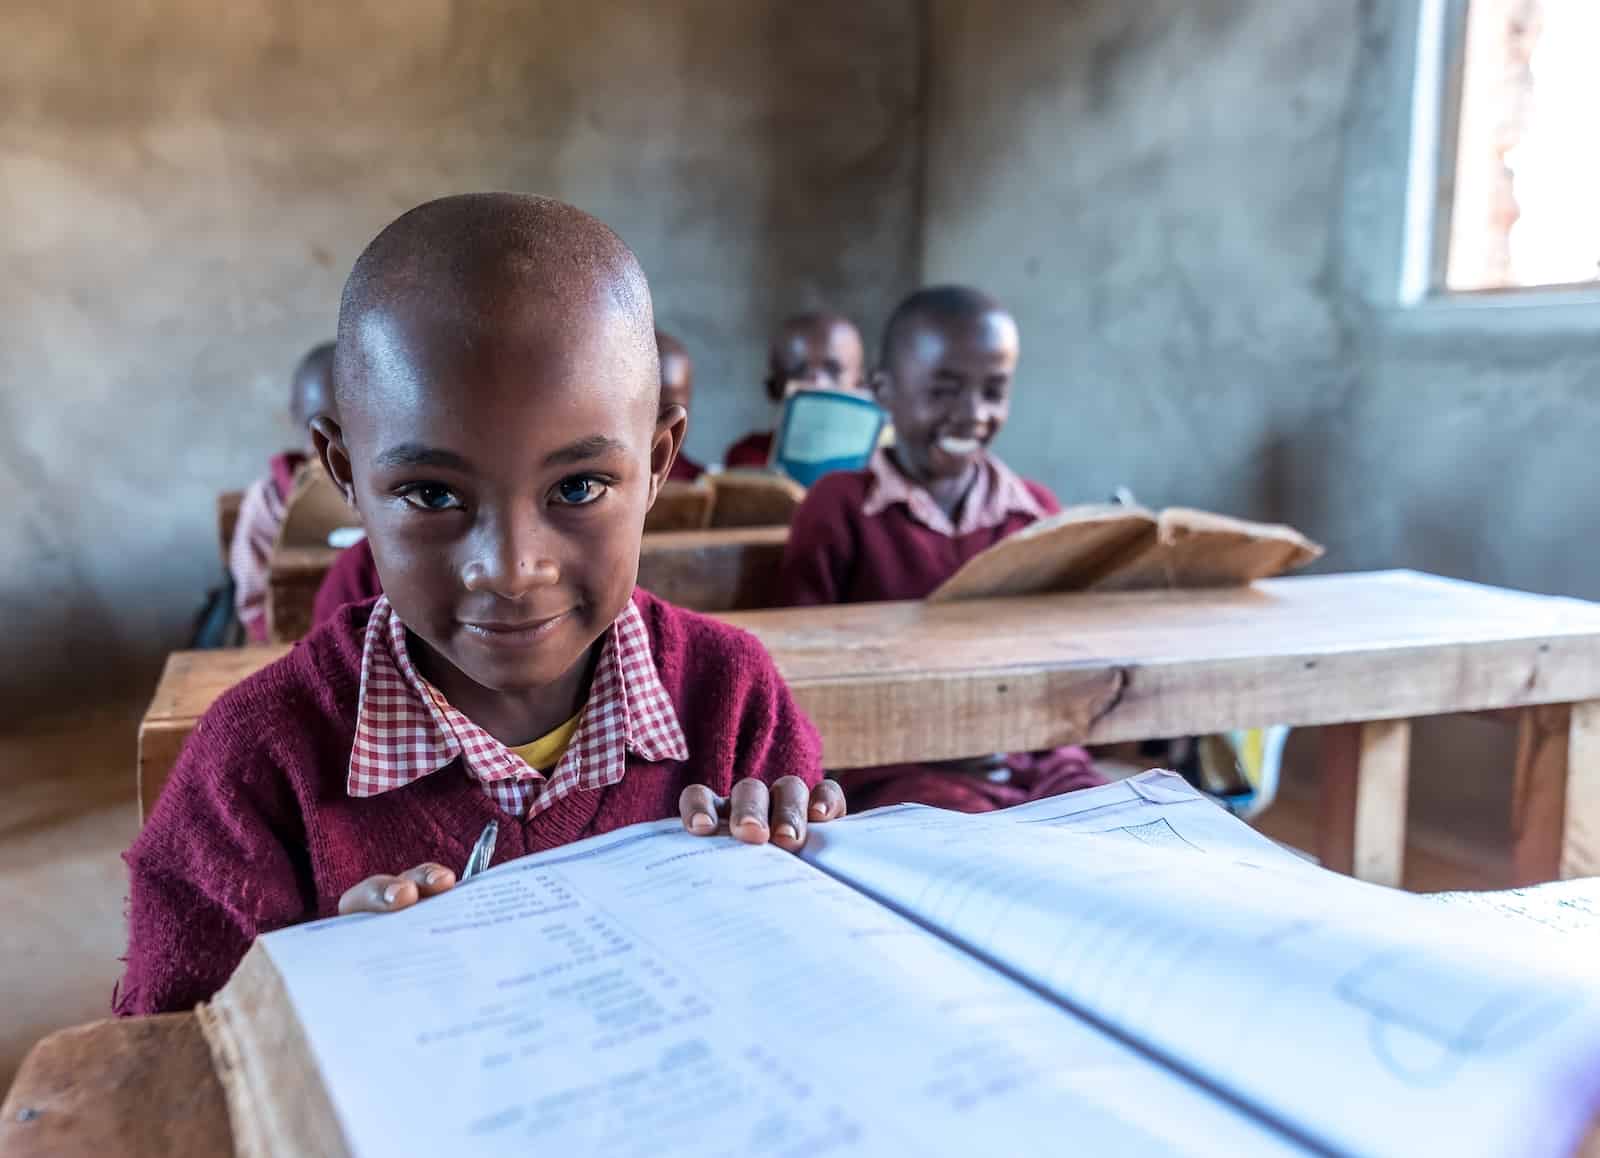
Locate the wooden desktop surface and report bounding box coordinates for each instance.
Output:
[141,570,1600,881]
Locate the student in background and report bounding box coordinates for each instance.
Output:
[657,329,703,482]
[120,195,844,1016]
[723,311,865,469]
[229,342,334,643]
[777,285,1102,812]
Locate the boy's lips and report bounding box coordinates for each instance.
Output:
[460,610,574,647]
[935,434,983,457]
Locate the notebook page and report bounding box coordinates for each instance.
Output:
[260,820,1302,1158]
[996,771,1311,870]
[801,806,1600,1158]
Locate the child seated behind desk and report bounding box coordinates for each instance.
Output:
[723,311,866,469]
[777,285,1103,813]
[309,326,709,617]
[229,343,334,642]
[657,329,704,482]
[120,195,844,1016]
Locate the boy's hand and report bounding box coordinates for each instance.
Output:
[338,863,458,915]
[678,776,846,851]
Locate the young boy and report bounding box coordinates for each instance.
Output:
[229,342,334,642]
[777,285,1101,813]
[657,329,704,482]
[120,194,844,1016]
[722,311,865,469]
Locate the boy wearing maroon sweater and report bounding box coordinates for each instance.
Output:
[777,285,1102,813]
[722,311,865,469]
[120,195,844,1016]
[229,342,334,642]
[657,329,704,482]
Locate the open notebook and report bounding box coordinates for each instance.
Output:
[929,504,1323,602]
[199,773,1600,1158]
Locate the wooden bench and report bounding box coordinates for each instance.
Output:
[264,526,792,643]
[138,571,1600,885]
[216,491,243,565]
[13,878,1600,1158]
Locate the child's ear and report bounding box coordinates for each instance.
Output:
[869,368,894,408]
[310,415,358,509]
[645,405,688,506]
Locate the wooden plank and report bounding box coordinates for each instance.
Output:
[636,526,788,612]
[266,545,337,643]
[139,572,1600,813]
[1316,720,1410,886]
[1563,700,1600,880]
[216,490,243,566]
[1510,704,1572,886]
[0,1015,232,1158]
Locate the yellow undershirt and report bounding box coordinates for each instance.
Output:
[510,711,582,773]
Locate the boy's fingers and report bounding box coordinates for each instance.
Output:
[679,784,722,836]
[338,874,418,915]
[402,862,457,896]
[769,776,810,851]
[809,778,847,822]
[729,778,771,843]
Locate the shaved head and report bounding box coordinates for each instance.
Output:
[879,285,1011,367]
[655,329,693,415]
[764,311,864,401]
[290,341,335,430]
[334,193,658,421]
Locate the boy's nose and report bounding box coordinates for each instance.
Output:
[461,512,560,596]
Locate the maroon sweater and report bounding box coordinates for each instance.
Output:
[312,539,382,627]
[668,452,705,482]
[119,589,823,1016]
[724,431,773,470]
[777,468,1061,605]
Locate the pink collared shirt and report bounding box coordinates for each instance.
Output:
[348,596,688,819]
[862,449,1046,537]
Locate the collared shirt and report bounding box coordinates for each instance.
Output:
[347,596,688,819]
[862,449,1046,537]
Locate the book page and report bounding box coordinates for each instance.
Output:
[258,819,1301,1158]
[801,790,1600,1158]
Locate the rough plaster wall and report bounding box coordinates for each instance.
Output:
[1,0,920,722]
[923,0,1600,830]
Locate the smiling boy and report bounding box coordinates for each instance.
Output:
[119,195,843,1015]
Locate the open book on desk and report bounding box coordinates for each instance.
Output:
[199,773,1600,1158]
[929,503,1323,602]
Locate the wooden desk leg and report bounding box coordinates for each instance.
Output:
[1561,700,1600,880]
[1511,704,1571,885]
[1317,720,1410,886]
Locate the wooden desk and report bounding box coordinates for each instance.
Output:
[263,527,791,643]
[13,878,1600,1158]
[140,571,1600,884]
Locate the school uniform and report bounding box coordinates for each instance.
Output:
[118,589,823,1015]
[723,431,773,470]
[667,452,705,483]
[229,452,306,643]
[312,538,382,627]
[778,449,1103,813]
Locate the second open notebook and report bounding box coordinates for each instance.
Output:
[199,772,1600,1158]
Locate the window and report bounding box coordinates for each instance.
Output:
[1417,0,1600,298]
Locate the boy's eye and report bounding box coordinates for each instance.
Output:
[553,475,608,506]
[400,484,464,511]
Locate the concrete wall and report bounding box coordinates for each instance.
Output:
[923,0,1600,823]
[1,0,921,721]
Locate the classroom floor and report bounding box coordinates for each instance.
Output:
[0,713,1518,1098]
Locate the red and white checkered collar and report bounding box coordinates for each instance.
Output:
[348,595,688,820]
[863,448,1044,537]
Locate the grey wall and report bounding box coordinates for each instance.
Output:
[1,0,921,720]
[923,0,1600,820]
